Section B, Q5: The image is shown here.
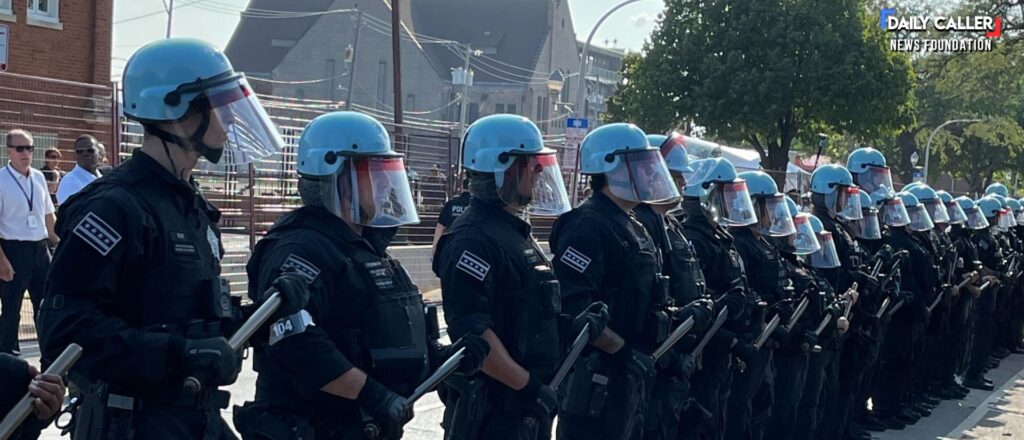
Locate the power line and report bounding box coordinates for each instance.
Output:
[113,0,208,24]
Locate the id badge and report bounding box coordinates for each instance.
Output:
[27,215,39,229]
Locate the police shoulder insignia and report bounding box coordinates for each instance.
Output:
[281,253,321,284]
[73,212,122,256]
[560,246,591,274]
[456,250,491,281]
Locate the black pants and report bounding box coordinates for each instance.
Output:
[792,348,835,440]
[0,240,49,354]
[967,288,997,378]
[766,350,807,440]
[724,348,773,440]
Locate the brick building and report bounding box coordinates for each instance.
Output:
[0,0,114,164]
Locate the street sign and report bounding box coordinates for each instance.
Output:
[0,25,8,72]
[912,170,924,182]
[563,118,589,171]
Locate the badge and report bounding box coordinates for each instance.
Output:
[27,215,38,229]
[207,226,221,262]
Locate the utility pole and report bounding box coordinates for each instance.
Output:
[391,0,404,150]
[458,43,472,140]
[165,0,175,38]
[345,9,363,111]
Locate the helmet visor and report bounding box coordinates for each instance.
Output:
[327,156,420,227]
[831,185,863,221]
[858,165,895,200]
[495,153,571,216]
[906,204,935,231]
[758,194,797,237]
[809,231,841,268]
[966,207,990,230]
[997,209,1015,230]
[788,213,821,255]
[202,78,285,165]
[708,180,758,227]
[945,201,967,225]
[1016,209,1024,225]
[881,198,911,227]
[851,209,882,240]
[606,149,681,204]
[658,132,692,174]
[923,199,950,224]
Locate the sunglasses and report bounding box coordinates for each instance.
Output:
[8,145,34,153]
[75,147,97,155]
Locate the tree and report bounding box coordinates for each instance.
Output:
[605,0,915,187]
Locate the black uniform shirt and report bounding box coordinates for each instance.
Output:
[437,191,471,228]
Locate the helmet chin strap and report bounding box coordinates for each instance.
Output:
[148,107,224,166]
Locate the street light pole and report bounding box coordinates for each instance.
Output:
[458,43,472,140]
[574,0,647,121]
[165,0,175,38]
[923,118,982,184]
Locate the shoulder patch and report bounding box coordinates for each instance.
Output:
[281,253,321,283]
[560,246,592,273]
[73,212,122,256]
[456,250,491,281]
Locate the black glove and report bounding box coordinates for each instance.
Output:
[357,377,414,436]
[515,374,558,418]
[177,337,240,387]
[732,341,757,364]
[716,287,746,320]
[674,353,697,377]
[616,344,656,381]
[768,323,790,348]
[676,299,714,331]
[573,302,610,344]
[800,330,818,352]
[270,271,311,318]
[448,334,490,375]
[853,271,879,292]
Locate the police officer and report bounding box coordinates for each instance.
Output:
[435,114,607,440]
[235,112,488,439]
[677,157,751,440]
[38,38,286,439]
[633,133,713,440]
[551,123,679,440]
[934,192,977,399]
[963,196,1009,390]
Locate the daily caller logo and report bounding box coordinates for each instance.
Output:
[881,8,1002,52]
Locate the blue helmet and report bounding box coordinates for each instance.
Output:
[991,193,1009,208]
[976,196,1003,218]
[806,213,841,268]
[857,188,875,210]
[907,184,949,224]
[739,171,796,236]
[936,190,954,204]
[785,196,800,217]
[461,114,571,215]
[738,171,779,197]
[957,196,990,230]
[902,181,923,192]
[955,196,976,212]
[1007,198,1021,212]
[122,38,283,165]
[688,158,757,226]
[684,157,737,197]
[986,182,1009,197]
[648,132,693,175]
[807,213,825,233]
[851,189,883,240]
[846,147,894,200]
[581,123,679,204]
[296,111,419,227]
[898,191,919,207]
[810,164,862,220]
[936,190,966,225]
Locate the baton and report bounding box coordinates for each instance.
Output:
[549,324,589,391]
[979,281,992,291]
[841,282,859,319]
[870,258,884,278]
[926,290,944,314]
[875,297,891,319]
[0,344,83,440]
[690,307,728,358]
[652,317,695,361]
[786,297,810,329]
[957,271,978,291]
[888,298,906,316]
[753,315,781,350]
[408,347,465,404]
[184,289,282,393]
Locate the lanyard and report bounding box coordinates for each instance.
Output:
[5,165,34,212]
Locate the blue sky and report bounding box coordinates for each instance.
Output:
[111,0,663,81]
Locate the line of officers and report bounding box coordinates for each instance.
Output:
[6,38,1023,440]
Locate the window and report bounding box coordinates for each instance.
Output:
[0,0,12,15]
[468,103,480,123]
[376,60,388,110]
[495,103,505,114]
[506,104,517,115]
[536,96,544,120]
[28,0,59,23]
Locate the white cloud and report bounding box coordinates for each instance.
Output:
[630,12,655,28]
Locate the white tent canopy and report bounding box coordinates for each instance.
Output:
[681,135,809,192]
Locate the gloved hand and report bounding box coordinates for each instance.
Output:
[716,287,746,320]
[799,330,817,352]
[177,337,240,387]
[448,334,491,375]
[768,322,790,348]
[514,374,558,418]
[675,299,714,332]
[674,353,697,377]
[358,377,414,436]
[616,344,656,381]
[270,271,311,318]
[732,341,757,364]
[853,270,879,292]
[573,302,610,344]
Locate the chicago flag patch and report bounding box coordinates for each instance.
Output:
[457,250,490,281]
[560,247,591,273]
[281,254,321,283]
[73,212,121,256]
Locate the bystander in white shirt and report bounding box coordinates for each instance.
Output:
[0,162,55,241]
[55,164,101,205]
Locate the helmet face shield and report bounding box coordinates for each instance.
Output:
[881,198,911,227]
[605,149,681,204]
[809,231,841,268]
[827,185,863,221]
[906,204,935,231]
[1016,209,1024,225]
[757,194,797,237]
[997,209,1015,230]
[495,153,571,216]
[922,199,950,224]
[325,156,420,227]
[708,180,757,227]
[858,165,895,200]
[851,209,882,240]
[945,201,967,225]
[198,77,284,165]
[966,207,990,230]
[788,213,821,255]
